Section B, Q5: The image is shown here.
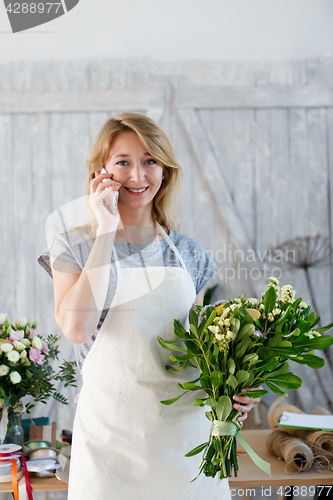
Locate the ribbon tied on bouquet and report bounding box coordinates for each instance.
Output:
[211,420,271,477]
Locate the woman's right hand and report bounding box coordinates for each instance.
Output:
[89,171,121,231]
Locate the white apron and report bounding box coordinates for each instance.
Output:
[68,223,231,500]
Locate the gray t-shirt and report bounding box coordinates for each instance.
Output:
[38,229,216,369]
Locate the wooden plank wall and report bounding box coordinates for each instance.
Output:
[0,58,332,427]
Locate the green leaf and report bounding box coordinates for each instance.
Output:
[216,395,233,420]
[166,362,187,371]
[190,309,199,329]
[261,346,300,358]
[243,353,259,366]
[265,361,289,378]
[264,286,277,315]
[228,358,236,374]
[264,372,302,390]
[194,398,206,407]
[235,389,268,398]
[237,323,255,342]
[169,354,193,362]
[245,371,254,387]
[230,318,240,335]
[235,337,251,358]
[211,370,223,389]
[185,442,208,457]
[161,391,189,405]
[174,319,189,339]
[293,335,333,350]
[184,340,200,355]
[254,356,279,371]
[189,324,199,339]
[265,381,288,396]
[205,398,217,408]
[314,321,333,332]
[226,374,238,391]
[157,336,186,352]
[292,354,325,369]
[236,370,249,385]
[202,309,217,331]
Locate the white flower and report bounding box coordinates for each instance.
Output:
[268,313,274,322]
[270,277,279,285]
[0,364,9,376]
[299,302,308,309]
[208,325,220,336]
[280,285,296,303]
[226,331,234,340]
[215,333,225,341]
[310,331,321,337]
[230,304,237,311]
[259,304,265,311]
[13,341,25,351]
[10,371,21,384]
[31,336,43,350]
[247,298,259,306]
[273,308,281,316]
[21,338,31,348]
[16,317,27,328]
[20,350,27,359]
[1,343,13,353]
[0,313,7,325]
[7,350,20,363]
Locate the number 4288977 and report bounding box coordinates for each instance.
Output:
[5,3,62,14]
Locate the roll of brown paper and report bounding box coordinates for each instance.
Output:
[268,398,333,466]
[266,429,314,473]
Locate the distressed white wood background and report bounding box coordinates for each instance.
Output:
[0,58,332,436]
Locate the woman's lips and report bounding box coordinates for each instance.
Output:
[123,186,149,195]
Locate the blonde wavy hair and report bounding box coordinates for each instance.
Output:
[78,112,182,235]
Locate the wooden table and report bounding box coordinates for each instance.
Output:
[0,430,332,498]
[0,476,67,499]
[229,429,333,498]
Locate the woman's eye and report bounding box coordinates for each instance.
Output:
[145,159,157,165]
[116,161,129,166]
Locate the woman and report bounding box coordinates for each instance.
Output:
[38,113,260,499]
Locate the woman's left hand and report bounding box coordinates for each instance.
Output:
[232,386,263,422]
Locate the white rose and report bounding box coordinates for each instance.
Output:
[0,364,9,376]
[1,343,13,353]
[32,336,43,350]
[0,313,7,325]
[20,350,27,359]
[13,341,25,351]
[16,317,27,328]
[10,371,21,384]
[7,350,20,363]
[21,338,31,347]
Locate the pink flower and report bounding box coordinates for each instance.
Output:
[29,347,45,366]
[6,337,14,346]
[28,328,37,339]
[41,341,50,354]
[10,329,23,342]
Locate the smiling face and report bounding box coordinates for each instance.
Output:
[104,131,164,217]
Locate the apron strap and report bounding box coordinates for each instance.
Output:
[155,222,188,272]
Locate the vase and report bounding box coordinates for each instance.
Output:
[3,409,24,448]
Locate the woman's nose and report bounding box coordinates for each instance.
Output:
[130,162,145,182]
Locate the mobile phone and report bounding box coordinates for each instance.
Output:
[100,167,119,215]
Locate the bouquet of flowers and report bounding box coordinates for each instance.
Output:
[157,278,333,482]
[0,313,76,417]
